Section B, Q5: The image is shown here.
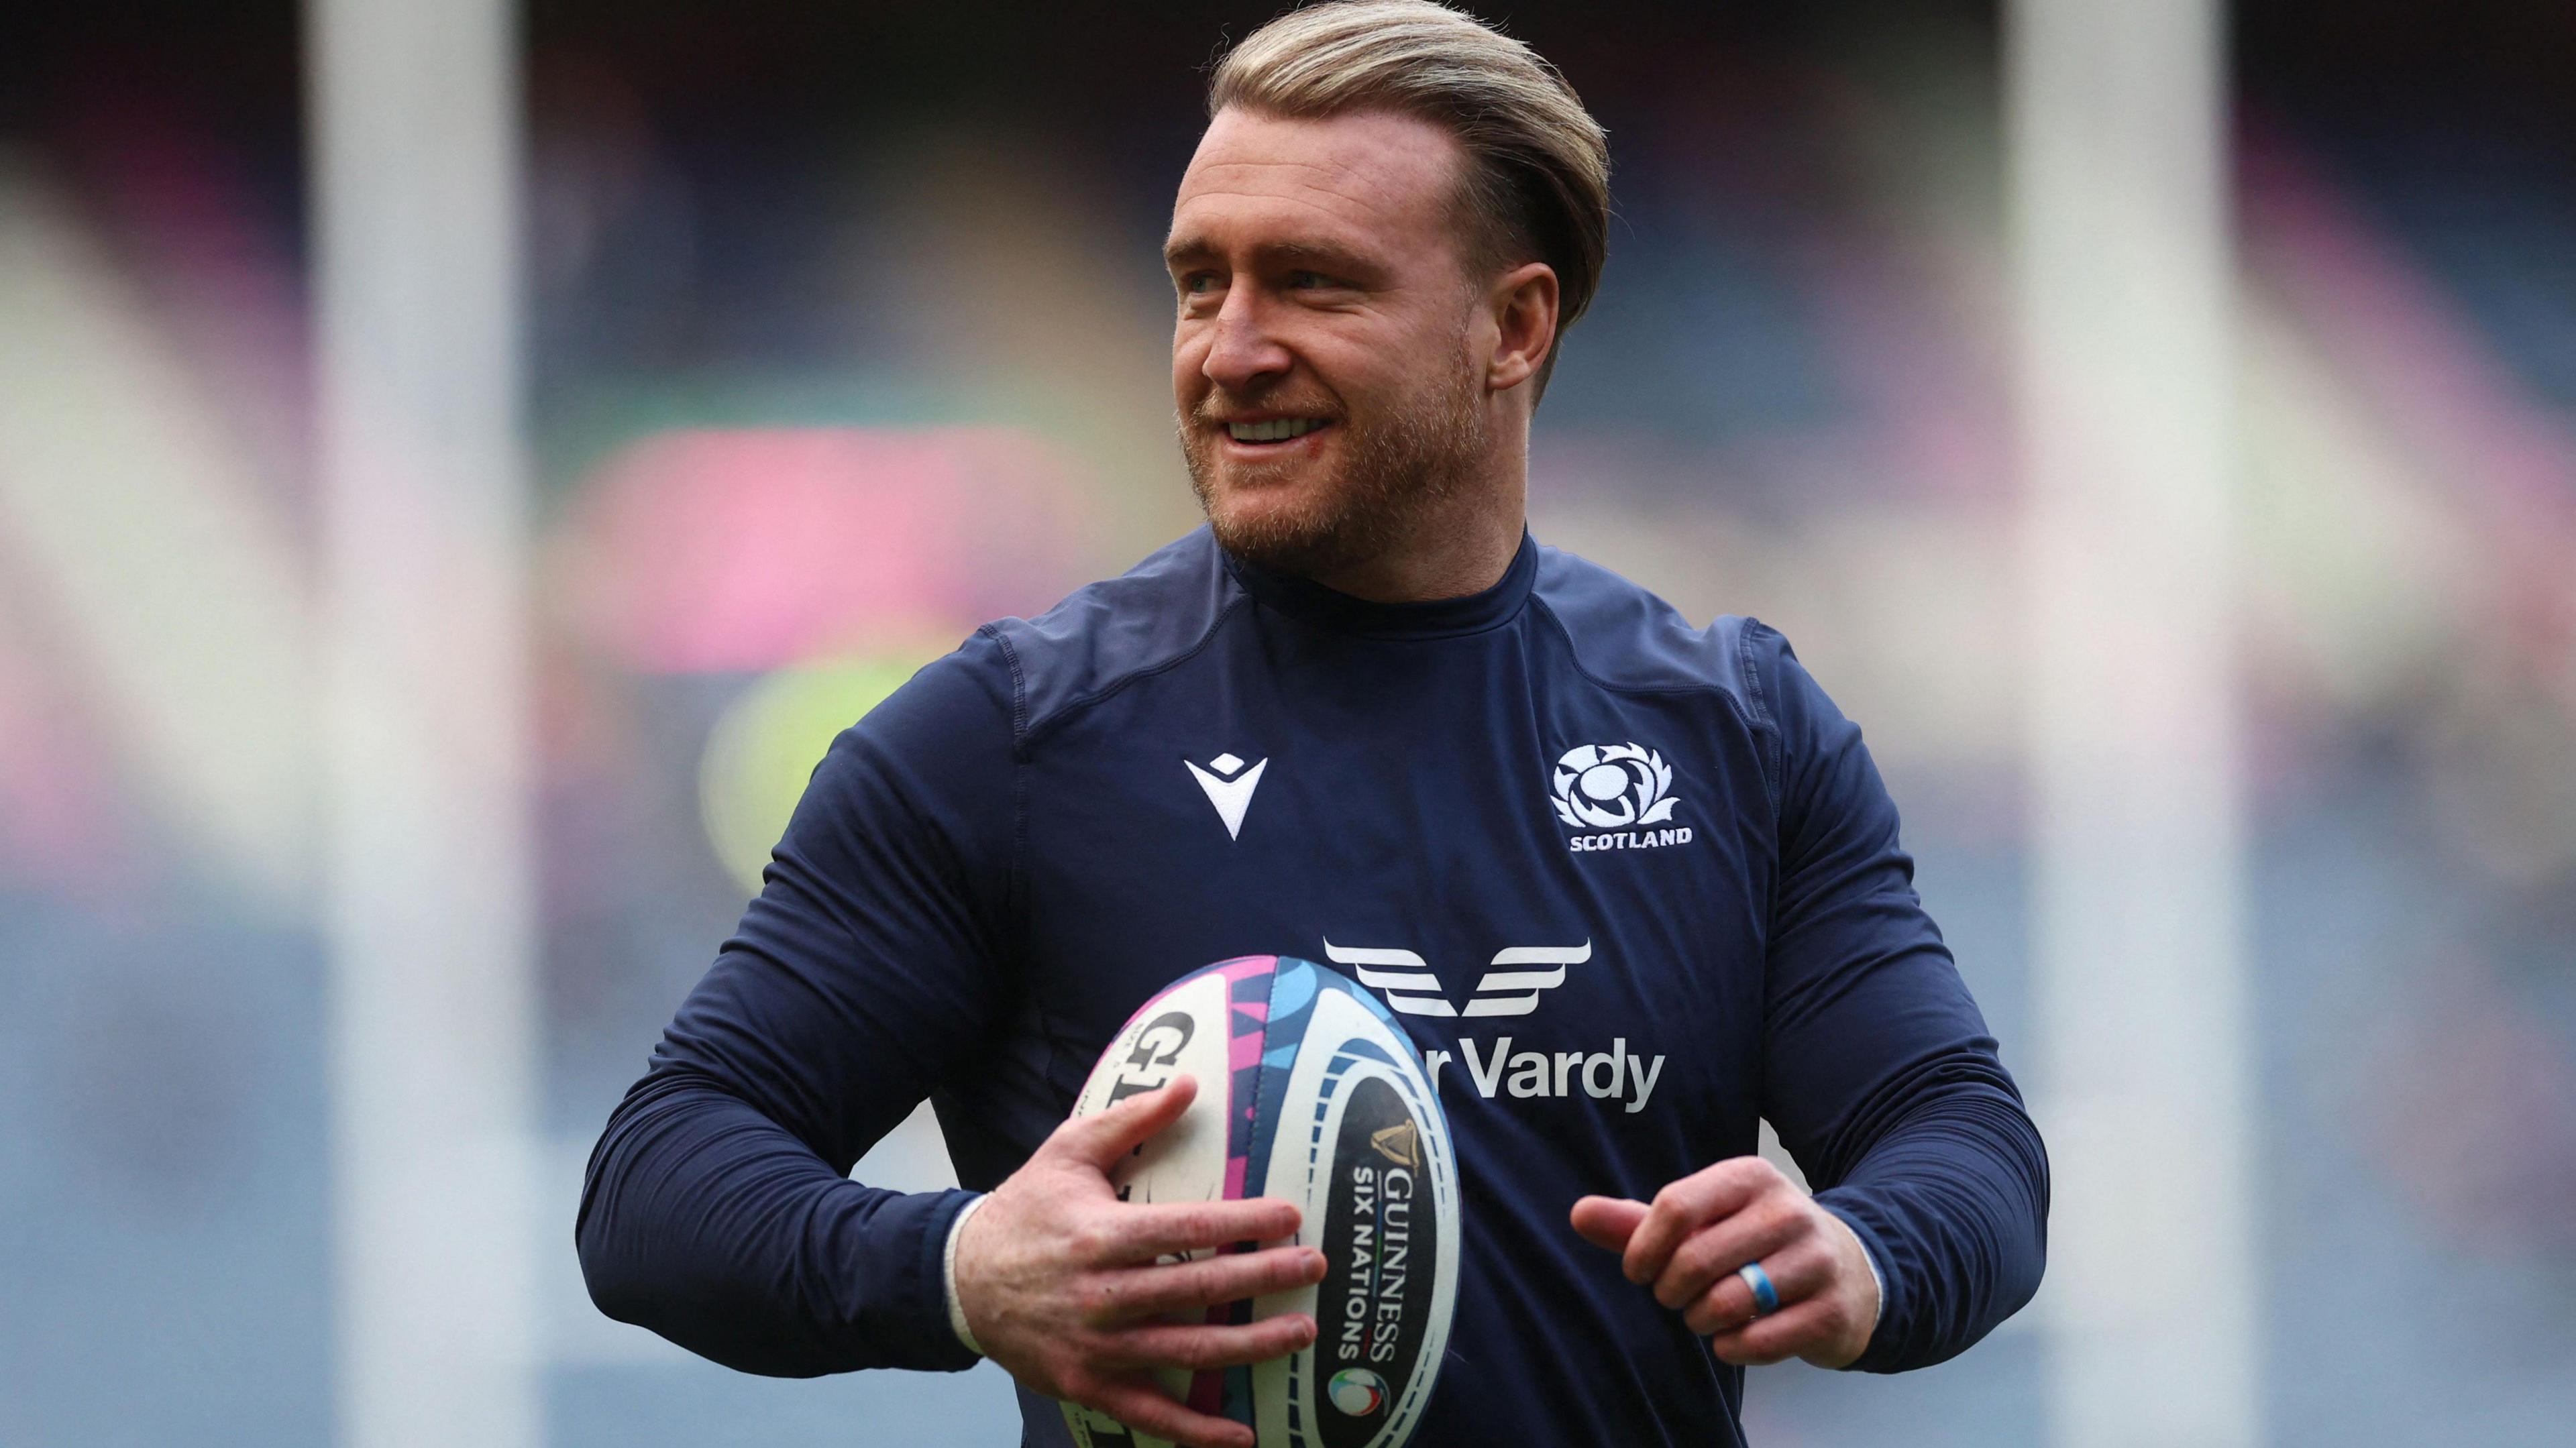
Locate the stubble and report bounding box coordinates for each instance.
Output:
[1181,347,1490,579]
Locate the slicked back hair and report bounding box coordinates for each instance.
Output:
[1208,1,1611,399]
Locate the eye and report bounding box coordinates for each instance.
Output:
[1287,270,1332,290]
[1179,271,1222,296]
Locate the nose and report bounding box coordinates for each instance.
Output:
[1201,286,1293,395]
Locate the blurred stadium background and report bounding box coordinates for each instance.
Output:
[2,1,2572,1445]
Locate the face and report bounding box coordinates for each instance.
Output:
[1166,107,1498,577]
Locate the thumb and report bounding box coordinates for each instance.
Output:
[1570,1194,1650,1253]
[1046,1074,1199,1173]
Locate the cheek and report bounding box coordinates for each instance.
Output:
[1289,331,1398,408]
[1347,317,1466,392]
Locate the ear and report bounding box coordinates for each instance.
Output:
[1484,262,1560,394]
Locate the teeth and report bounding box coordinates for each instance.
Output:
[1227,418,1326,443]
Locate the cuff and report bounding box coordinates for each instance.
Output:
[1857,1231,1886,1329]
[943,1193,991,1357]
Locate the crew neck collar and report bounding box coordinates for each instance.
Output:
[1221,530,1539,639]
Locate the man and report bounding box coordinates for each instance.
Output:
[577,4,2048,1445]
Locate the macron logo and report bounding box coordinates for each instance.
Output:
[1185,752,1267,840]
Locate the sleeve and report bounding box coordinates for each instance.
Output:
[1743,620,2050,1374]
[574,629,1021,1376]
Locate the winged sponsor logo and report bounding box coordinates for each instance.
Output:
[1322,940,1591,1018]
[1322,938,1667,1113]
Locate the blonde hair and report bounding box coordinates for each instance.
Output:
[1209,1,1611,396]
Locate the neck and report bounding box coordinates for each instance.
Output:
[1307,437,1529,604]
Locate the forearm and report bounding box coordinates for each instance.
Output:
[1813,1077,2049,1373]
[576,1068,983,1376]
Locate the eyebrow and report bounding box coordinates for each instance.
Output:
[1162,235,1382,278]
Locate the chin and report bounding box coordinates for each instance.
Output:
[1184,406,1461,575]
[1207,486,1330,545]
[1199,474,1364,572]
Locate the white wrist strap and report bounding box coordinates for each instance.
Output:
[943,1194,991,1356]
[1862,1241,1886,1329]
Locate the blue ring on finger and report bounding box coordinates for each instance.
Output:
[1735,1262,1780,1317]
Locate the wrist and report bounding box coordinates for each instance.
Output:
[943,1193,991,1356]
[1813,1201,1885,1354]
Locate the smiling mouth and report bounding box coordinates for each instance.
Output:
[1224,418,1331,445]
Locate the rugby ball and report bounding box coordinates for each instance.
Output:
[1063,955,1459,1448]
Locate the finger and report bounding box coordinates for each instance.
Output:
[1097,1313,1319,1371]
[1110,1196,1303,1263]
[1681,1234,1834,1336]
[1049,1076,1199,1172]
[1085,1246,1328,1325]
[1684,1271,1756,1339]
[1570,1195,1648,1253]
[1078,1373,1253,1448]
[1709,1295,1837,1368]
[1621,1158,1781,1286]
[1651,1192,1808,1311]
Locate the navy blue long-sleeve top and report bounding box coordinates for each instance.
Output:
[578,528,2047,1445]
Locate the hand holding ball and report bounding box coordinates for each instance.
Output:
[1037,956,1462,1448]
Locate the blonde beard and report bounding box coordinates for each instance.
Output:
[1182,355,1489,579]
